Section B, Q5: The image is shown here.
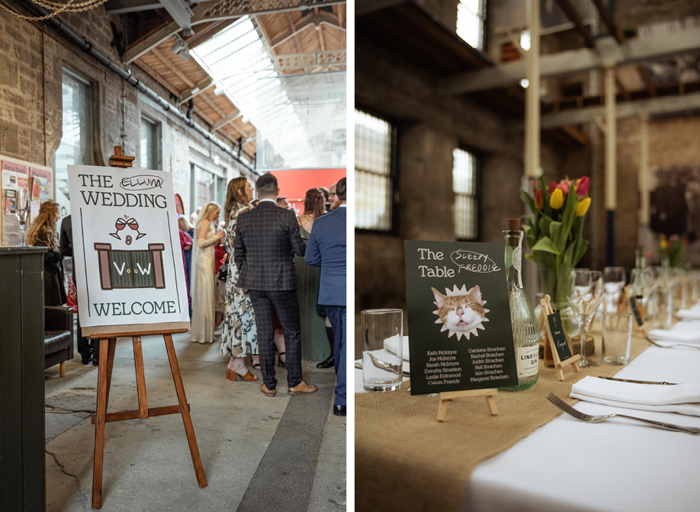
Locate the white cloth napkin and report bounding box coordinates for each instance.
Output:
[383,334,410,361]
[570,375,700,416]
[648,326,700,344]
[677,309,700,320]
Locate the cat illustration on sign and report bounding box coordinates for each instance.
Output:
[110,215,146,245]
[431,284,489,340]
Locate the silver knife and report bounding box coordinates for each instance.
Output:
[598,376,678,386]
[368,352,410,377]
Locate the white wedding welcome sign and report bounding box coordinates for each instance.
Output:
[68,165,189,328]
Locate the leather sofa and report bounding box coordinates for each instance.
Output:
[44,305,74,377]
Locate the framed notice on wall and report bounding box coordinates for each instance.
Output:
[68,165,189,328]
[405,240,518,395]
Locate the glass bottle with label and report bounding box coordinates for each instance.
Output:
[499,218,539,391]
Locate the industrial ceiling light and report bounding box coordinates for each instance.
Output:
[171,34,192,60]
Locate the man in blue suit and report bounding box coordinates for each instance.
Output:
[305,177,347,416]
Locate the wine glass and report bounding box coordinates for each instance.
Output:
[14,187,30,247]
[567,269,604,368]
[603,266,626,312]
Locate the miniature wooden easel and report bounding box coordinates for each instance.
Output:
[539,294,580,381]
[436,388,498,422]
[83,147,206,509]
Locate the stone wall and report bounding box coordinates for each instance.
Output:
[0,6,254,218]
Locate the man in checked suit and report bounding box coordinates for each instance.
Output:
[305,177,347,416]
[235,173,318,397]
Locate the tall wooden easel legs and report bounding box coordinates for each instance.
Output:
[90,334,207,509]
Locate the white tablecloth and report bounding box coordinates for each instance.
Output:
[463,324,700,512]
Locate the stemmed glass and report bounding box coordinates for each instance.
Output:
[15,187,30,247]
[567,269,604,368]
[603,266,626,312]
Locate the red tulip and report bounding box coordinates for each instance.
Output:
[576,176,590,197]
[548,181,557,194]
[557,181,570,196]
[535,188,544,210]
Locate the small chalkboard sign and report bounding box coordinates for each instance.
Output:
[629,296,644,327]
[539,295,580,381]
[547,311,574,361]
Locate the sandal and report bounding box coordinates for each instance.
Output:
[252,361,261,371]
[277,352,286,368]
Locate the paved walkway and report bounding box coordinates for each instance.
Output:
[44,332,346,512]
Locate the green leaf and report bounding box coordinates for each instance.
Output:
[520,190,537,215]
[549,221,563,253]
[538,216,552,237]
[562,242,575,267]
[573,238,589,266]
[531,236,560,255]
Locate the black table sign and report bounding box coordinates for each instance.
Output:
[547,311,574,362]
[405,240,518,395]
[630,296,644,327]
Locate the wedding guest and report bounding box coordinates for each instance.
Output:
[235,173,316,397]
[296,189,329,367]
[328,182,341,211]
[27,200,66,306]
[190,202,224,344]
[177,215,193,313]
[277,196,291,209]
[305,177,347,416]
[221,177,259,382]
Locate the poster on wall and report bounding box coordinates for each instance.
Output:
[404,240,518,395]
[647,165,700,265]
[68,165,190,328]
[1,159,29,245]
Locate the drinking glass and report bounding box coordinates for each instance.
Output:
[602,312,633,365]
[15,187,29,247]
[361,308,403,392]
[603,266,626,312]
[567,270,604,368]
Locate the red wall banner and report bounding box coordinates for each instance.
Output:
[271,168,346,213]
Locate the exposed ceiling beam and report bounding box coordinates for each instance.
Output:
[134,58,182,97]
[198,93,247,139]
[636,65,656,97]
[356,0,406,16]
[123,0,346,63]
[105,0,161,14]
[554,0,594,48]
[439,27,700,95]
[519,91,700,130]
[286,12,304,53]
[212,110,243,132]
[159,0,195,36]
[178,77,216,105]
[590,0,623,44]
[151,47,196,89]
[187,19,236,49]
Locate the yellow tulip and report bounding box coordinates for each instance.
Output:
[550,188,564,209]
[575,197,591,217]
[660,239,667,249]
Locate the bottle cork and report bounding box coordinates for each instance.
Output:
[508,218,521,231]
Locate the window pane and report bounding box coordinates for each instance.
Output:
[55,70,93,216]
[457,0,486,51]
[453,148,478,239]
[356,170,391,231]
[140,118,158,170]
[355,109,393,231]
[195,166,215,209]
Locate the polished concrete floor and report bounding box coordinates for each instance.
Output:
[44,332,346,512]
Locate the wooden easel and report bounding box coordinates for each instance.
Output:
[83,147,207,509]
[436,389,498,422]
[539,295,580,381]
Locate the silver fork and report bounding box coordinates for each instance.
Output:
[547,393,700,435]
[645,336,700,350]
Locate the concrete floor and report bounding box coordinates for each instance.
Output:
[44,332,346,512]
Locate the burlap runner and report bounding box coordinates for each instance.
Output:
[355,332,650,511]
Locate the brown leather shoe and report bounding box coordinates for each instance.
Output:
[287,381,318,395]
[237,371,259,382]
[260,383,276,397]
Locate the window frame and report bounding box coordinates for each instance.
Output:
[452,145,482,242]
[140,114,161,170]
[354,106,399,235]
[456,0,488,52]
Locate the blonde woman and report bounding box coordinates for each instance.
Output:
[190,202,224,343]
[26,200,66,306]
[220,177,259,381]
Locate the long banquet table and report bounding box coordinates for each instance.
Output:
[355,319,700,512]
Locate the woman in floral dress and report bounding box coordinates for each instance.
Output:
[220,177,259,382]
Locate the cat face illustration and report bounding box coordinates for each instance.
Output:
[432,285,489,340]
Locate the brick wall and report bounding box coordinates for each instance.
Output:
[0,6,254,219]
